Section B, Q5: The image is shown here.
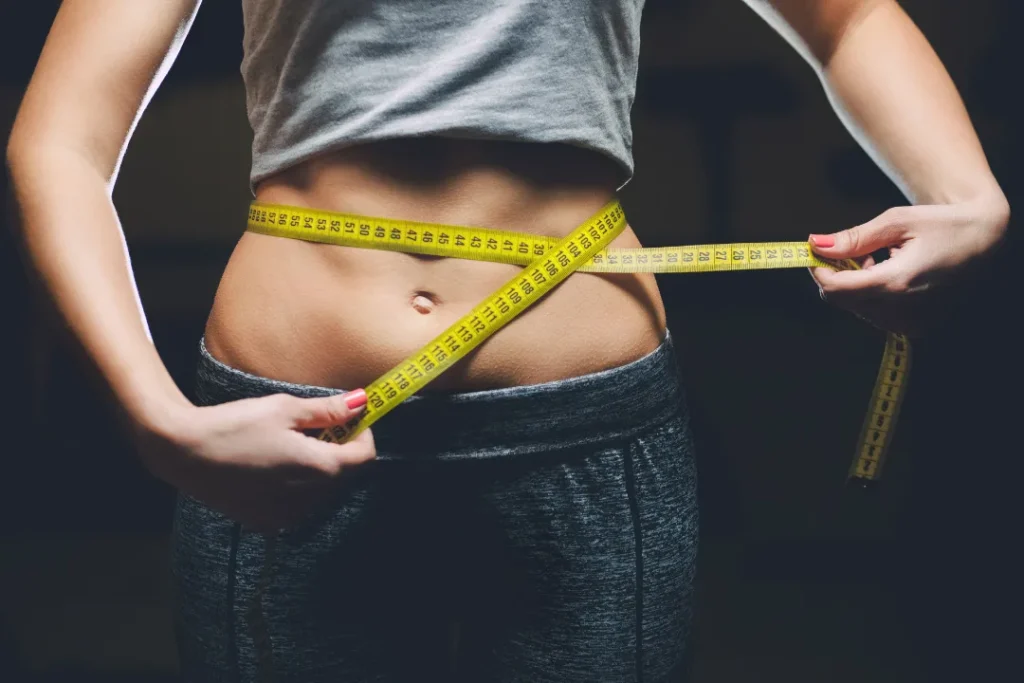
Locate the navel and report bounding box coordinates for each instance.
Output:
[410,291,440,314]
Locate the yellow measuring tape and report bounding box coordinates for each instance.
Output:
[247,201,909,484]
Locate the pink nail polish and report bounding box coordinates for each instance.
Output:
[809,234,835,248]
[345,389,367,409]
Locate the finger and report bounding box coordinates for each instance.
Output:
[809,206,914,260]
[806,252,874,299]
[289,389,368,430]
[814,270,934,335]
[299,430,377,476]
[812,259,907,297]
[857,254,877,269]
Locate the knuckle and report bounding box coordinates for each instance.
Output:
[340,441,375,465]
[268,393,299,413]
[884,278,909,294]
[318,456,345,477]
[323,397,351,424]
[841,228,862,253]
[882,206,911,229]
[816,274,844,296]
[299,450,337,477]
[881,206,902,223]
[356,442,377,461]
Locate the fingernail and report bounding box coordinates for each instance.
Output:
[809,234,835,248]
[344,389,367,410]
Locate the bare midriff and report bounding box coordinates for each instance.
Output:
[203,137,667,392]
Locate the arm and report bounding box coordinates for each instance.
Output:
[744,0,1009,331]
[6,0,373,530]
[7,0,201,432]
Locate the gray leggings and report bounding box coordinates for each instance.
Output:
[171,335,698,682]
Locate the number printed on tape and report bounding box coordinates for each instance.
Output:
[248,200,909,483]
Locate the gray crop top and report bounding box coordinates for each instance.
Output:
[240,0,646,189]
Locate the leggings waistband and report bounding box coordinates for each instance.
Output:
[196,334,685,460]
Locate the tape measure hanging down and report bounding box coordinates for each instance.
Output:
[247,201,910,484]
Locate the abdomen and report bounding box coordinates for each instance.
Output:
[203,138,667,390]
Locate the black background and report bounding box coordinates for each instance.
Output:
[1,1,1019,681]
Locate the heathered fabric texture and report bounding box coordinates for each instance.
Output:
[241,0,646,189]
[172,335,697,682]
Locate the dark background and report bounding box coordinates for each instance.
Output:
[1,1,1019,681]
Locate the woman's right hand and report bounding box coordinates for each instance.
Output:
[138,390,376,532]
[6,0,374,533]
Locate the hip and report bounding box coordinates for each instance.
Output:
[196,330,684,459]
[176,332,696,680]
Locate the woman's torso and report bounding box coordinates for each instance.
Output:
[203,138,666,391]
[206,0,661,390]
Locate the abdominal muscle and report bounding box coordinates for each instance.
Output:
[203,138,667,392]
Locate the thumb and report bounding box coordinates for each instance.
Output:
[809,207,912,259]
[289,389,367,430]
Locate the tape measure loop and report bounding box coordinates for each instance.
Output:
[248,201,908,483]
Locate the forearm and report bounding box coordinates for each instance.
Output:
[819,2,1006,210]
[5,0,203,437]
[7,145,192,433]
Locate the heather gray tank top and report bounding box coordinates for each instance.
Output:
[241,0,645,189]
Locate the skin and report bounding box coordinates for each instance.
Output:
[6,0,1008,530]
[750,0,1009,332]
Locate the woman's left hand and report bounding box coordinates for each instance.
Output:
[808,195,1009,336]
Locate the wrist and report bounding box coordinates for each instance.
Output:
[125,391,201,481]
[135,397,196,439]
[964,189,1010,253]
[106,355,193,435]
[122,378,193,432]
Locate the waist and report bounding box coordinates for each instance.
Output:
[204,139,666,390]
[196,333,683,460]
